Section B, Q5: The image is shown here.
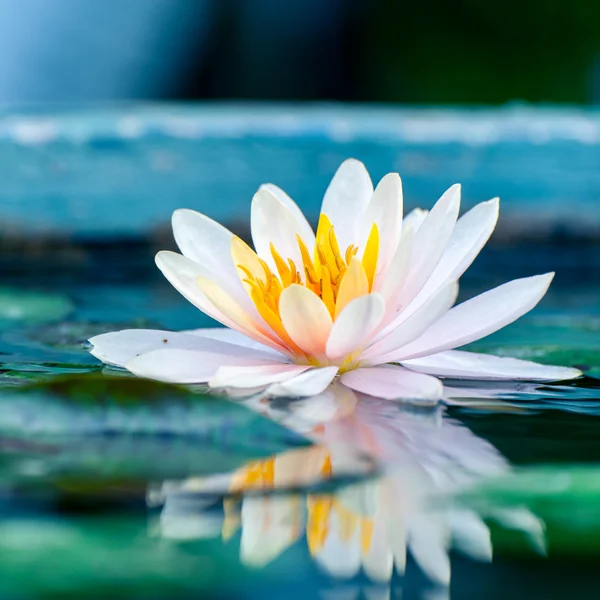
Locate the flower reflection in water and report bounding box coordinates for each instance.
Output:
[149,385,545,594]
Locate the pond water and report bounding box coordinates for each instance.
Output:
[0,106,599,598]
[0,238,598,599]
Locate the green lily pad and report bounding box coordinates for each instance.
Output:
[0,375,312,495]
[457,465,600,556]
[0,287,73,325]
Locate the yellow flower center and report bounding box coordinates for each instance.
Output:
[232,214,380,358]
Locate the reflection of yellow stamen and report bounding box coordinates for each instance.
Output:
[360,519,374,554]
[307,495,333,555]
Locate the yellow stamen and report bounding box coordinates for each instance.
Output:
[270,243,292,284]
[231,236,264,281]
[297,234,320,283]
[320,265,336,318]
[249,287,299,351]
[231,214,380,362]
[362,223,380,291]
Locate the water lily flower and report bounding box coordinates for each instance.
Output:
[89,159,580,401]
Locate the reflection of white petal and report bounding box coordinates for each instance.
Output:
[492,508,547,556]
[240,496,302,567]
[408,512,451,586]
[315,512,362,578]
[450,509,492,562]
[362,513,394,583]
[157,492,223,541]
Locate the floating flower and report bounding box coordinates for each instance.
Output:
[89,159,580,401]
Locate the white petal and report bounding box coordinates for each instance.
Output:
[406,198,499,317]
[403,207,429,232]
[210,363,311,389]
[185,327,284,358]
[126,348,285,384]
[251,187,315,273]
[278,284,333,357]
[171,209,255,314]
[155,250,233,325]
[361,282,458,364]
[359,173,403,278]
[379,184,460,337]
[320,158,373,251]
[89,328,275,369]
[403,350,582,381]
[393,273,555,360]
[378,223,414,300]
[340,365,443,401]
[326,293,385,360]
[267,366,339,397]
[259,183,315,244]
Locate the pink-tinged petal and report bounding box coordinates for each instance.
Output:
[89,328,276,369]
[392,273,555,361]
[377,184,460,340]
[184,327,284,358]
[359,173,403,280]
[253,186,315,270]
[403,350,582,381]
[361,282,458,364]
[171,209,256,315]
[196,275,289,354]
[340,365,443,401]
[326,293,385,360]
[320,158,373,251]
[267,366,339,397]
[278,284,333,357]
[126,348,286,384]
[210,363,312,389]
[259,183,315,244]
[400,198,499,320]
